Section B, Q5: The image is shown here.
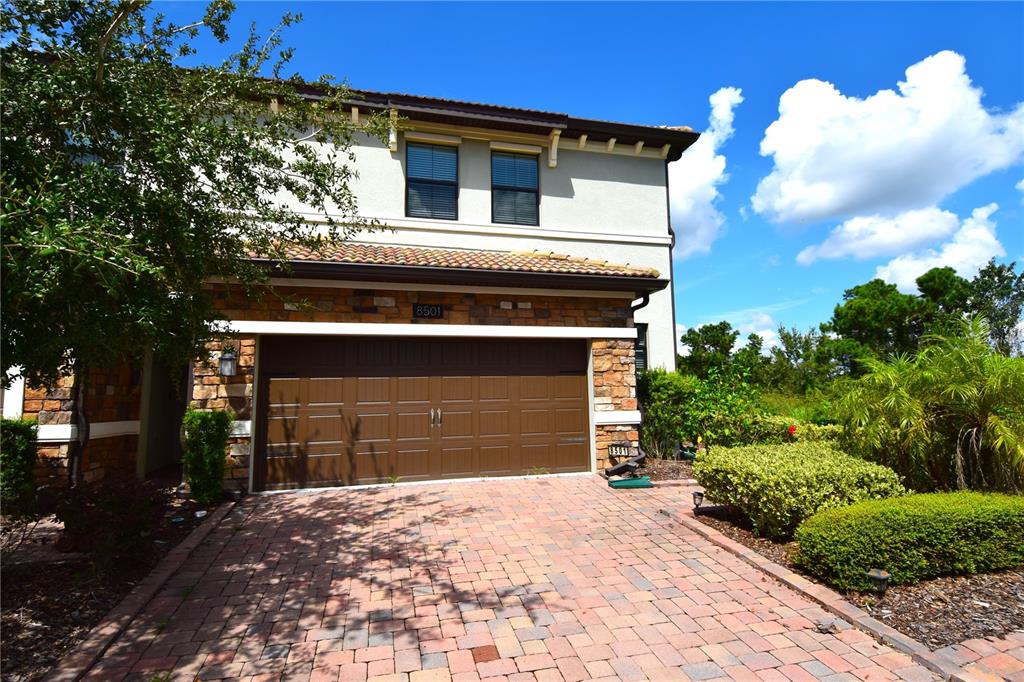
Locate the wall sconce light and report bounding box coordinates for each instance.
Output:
[692,490,704,513]
[866,568,890,597]
[219,346,238,376]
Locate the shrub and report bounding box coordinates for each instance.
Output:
[795,492,1024,590]
[837,319,1024,492]
[56,476,169,570]
[182,409,233,505]
[638,369,700,457]
[1,418,38,517]
[693,442,906,539]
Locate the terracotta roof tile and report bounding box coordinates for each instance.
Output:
[263,243,660,278]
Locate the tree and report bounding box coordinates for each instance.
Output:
[733,333,768,384]
[2,0,387,480]
[837,318,1024,493]
[765,326,829,392]
[968,259,1024,355]
[677,321,739,379]
[916,266,971,334]
[823,279,928,366]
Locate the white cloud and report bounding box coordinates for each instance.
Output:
[675,323,689,356]
[875,204,1005,292]
[796,206,960,264]
[1017,178,1024,202]
[669,86,744,259]
[752,51,1024,224]
[737,312,781,353]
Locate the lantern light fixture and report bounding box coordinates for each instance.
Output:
[692,490,705,512]
[219,345,239,377]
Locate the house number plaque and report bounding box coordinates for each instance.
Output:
[413,304,445,319]
[607,445,633,458]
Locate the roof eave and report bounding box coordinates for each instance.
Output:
[253,259,669,294]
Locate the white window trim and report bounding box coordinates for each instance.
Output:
[223,320,637,339]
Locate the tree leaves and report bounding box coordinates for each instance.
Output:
[1,1,388,387]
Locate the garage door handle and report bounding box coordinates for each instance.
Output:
[437,409,442,426]
[429,408,436,427]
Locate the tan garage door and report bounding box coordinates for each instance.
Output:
[255,337,590,490]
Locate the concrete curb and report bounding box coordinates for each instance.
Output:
[658,506,972,682]
[43,500,237,682]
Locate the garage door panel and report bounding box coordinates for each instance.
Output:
[554,407,587,433]
[259,338,591,490]
[268,377,302,406]
[440,446,474,476]
[480,445,511,474]
[440,376,473,402]
[553,375,584,400]
[395,411,431,440]
[521,443,550,470]
[479,410,510,437]
[352,413,391,441]
[479,376,510,401]
[439,410,473,439]
[519,376,549,400]
[395,447,431,478]
[520,409,551,436]
[355,377,390,404]
[307,378,346,406]
[397,376,430,402]
[305,414,345,444]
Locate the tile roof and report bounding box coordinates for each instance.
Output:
[264,243,661,279]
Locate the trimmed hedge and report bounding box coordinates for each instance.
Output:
[746,415,842,444]
[182,409,233,505]
[693,442,905,539]
[795,492,1024,591]
[1,417,38,517]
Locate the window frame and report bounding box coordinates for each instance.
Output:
[405,141,460,221]
[635,323,649,372]
[490,151,540,226]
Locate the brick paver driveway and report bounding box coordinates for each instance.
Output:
[88,476,938,681]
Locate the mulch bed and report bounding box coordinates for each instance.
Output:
[0,490,215,682]
[692,504,1024,649]
[641,458,694,482]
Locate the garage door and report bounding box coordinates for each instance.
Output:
[255,337,590,490]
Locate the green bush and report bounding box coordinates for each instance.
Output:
[693,442,906,539]
[795,492,1024,590]
[1,417,38,517]
[837,319,1024,492]
[56,476,169,570]
[182,409,233,505]
[638,369,700,457]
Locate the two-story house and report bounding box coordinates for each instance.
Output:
[8,90,698,492]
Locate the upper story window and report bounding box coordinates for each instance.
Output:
[491,152,539,226]
[406,142,458,220]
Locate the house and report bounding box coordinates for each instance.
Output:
[4,90,699,491]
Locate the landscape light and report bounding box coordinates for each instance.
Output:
[692,490,704,512]
[866,568,890,597]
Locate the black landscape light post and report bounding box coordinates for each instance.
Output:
[866,568,890,597]
[692,490,704,513]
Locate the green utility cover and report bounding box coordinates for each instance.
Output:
[608,476,653,489]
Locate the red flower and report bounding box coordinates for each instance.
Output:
[788,424,798,435]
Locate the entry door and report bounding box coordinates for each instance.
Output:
[256,337,590,490]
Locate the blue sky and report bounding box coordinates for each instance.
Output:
[155,1,1024,347]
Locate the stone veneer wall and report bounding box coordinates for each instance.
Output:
[194,283,640,489]
[591,339,639,471]
[24,365,143,484]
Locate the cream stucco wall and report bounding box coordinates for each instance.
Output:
[279,128,678,369]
